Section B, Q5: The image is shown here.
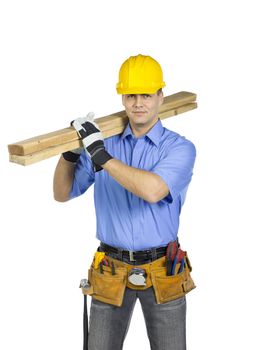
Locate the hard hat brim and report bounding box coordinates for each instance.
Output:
[116,82,165,95]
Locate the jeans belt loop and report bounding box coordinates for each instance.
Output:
[151,248,157,261]
[117,248,123,261]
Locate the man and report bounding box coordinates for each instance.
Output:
[53,54,196,350]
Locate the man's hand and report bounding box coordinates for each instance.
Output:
[71,112,112,171]
[62,146,82,163]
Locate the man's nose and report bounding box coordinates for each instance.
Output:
[133,95,143,108]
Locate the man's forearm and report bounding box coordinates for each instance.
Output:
[53,156,75,202]
[102,158,169,203]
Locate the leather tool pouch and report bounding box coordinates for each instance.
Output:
[151,252,196,304]
[82,250,195,306]
[88,264,127,307]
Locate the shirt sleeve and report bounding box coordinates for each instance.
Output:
[151,137,196,204]
[70,151,95,199]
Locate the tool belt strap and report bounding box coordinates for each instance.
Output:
[99,242,167,265]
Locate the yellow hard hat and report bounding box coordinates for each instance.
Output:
[116,54,166,94]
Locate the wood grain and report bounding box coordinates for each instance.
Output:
[8,91,197,166]
[8,92,196,157]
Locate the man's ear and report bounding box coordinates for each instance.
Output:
[158,91,164,106]
[121,95,125,106]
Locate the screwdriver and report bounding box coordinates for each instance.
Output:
[166,241,177,276]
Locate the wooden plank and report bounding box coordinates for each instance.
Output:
[95,91,196,128]
[9,102,197,166]
[8,91,196,156]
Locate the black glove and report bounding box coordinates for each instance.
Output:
[62,148,82,163]
[69,112,112,171]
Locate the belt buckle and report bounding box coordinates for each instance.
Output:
[129,250,136,262]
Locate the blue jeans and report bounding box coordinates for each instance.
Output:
[88,287,187,350]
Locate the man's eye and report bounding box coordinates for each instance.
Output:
[142,94,151,99]
[127,94,135,98]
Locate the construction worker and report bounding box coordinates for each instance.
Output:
[53,54,196,350]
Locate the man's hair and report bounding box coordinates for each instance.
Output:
[157,88,163,95]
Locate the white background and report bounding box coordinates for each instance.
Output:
[1,0,261,349]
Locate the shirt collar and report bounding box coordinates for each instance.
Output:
[121,119,163,147]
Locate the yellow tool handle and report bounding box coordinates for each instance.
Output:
[94,252,105,269]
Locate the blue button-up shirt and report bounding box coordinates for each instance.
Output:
[70,119,196,251]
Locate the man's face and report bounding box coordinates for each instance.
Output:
[122,92,164,132]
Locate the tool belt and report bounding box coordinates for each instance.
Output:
[81,241,196,307]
